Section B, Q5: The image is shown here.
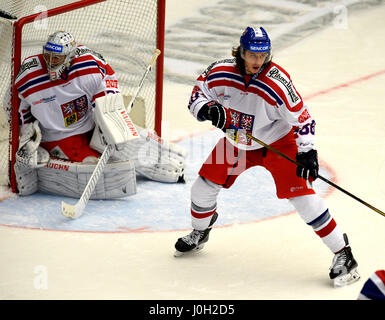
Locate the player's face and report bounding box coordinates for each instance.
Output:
[43,53,66,69]
[243,50,268,75]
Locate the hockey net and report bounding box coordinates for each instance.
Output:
[0,0,165,191]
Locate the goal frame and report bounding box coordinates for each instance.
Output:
[7,0,165,193]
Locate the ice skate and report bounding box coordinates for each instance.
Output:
[174,212,218,257]
[329,233,360,287]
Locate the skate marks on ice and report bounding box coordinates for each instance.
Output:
[0,129,333,233]
[164,0,383,84]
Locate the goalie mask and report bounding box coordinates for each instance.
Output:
[43,31,77,81]
[240,26,272,64]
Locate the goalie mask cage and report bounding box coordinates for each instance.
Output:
[0,0,165,193]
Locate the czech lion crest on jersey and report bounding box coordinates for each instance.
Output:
[61,95,88,127]
[227,109,254,145]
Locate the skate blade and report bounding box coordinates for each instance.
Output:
[333,268,360,288]
[174,244,205,257]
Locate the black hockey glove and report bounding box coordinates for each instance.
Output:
[296,149,319,180]
[197,101,230,130]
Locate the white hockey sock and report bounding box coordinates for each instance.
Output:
[191,202,217,231]
[307,209,345,253]
[190,176,221,230]
[289,194,345,253]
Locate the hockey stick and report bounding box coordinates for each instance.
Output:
[126,49,161,112]
[61,49,161,219]
[0,9,17,20]
[229,125,385,218]
[61,144,114,219]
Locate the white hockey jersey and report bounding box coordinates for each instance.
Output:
[188,58,315,152]
[14,45,120,142]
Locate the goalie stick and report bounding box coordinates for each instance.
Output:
[126,49,161,112]
[229,124,385,218]
[61,49,161,219]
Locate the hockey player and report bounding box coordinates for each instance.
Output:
[6,31,185,199]
[174,26,359,287]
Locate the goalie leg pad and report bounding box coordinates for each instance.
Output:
[135,126,187,160]
[37,158,136,199]
[14,162,38,196]
[113,137,185,183]
[111,126,187,183]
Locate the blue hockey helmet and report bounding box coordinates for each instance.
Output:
[240,26,271,53]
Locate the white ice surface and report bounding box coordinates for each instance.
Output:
[0,0,385,300]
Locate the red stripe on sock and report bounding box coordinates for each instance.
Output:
[315,218,337,238]
[191,208,216,219]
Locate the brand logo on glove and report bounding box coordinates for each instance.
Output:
[120,110,139,136]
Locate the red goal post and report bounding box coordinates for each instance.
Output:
[0,0,165,193]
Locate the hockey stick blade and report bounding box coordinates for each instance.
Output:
[61,199,86,219]
[61,144,114,219]
[228,125,385,218]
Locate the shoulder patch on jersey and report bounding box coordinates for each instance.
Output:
[16,56,40,79]
[266,66,300,104]
[202,58,236,77]
[75,46,106,63]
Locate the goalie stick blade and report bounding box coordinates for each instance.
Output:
[61,201,84,219]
